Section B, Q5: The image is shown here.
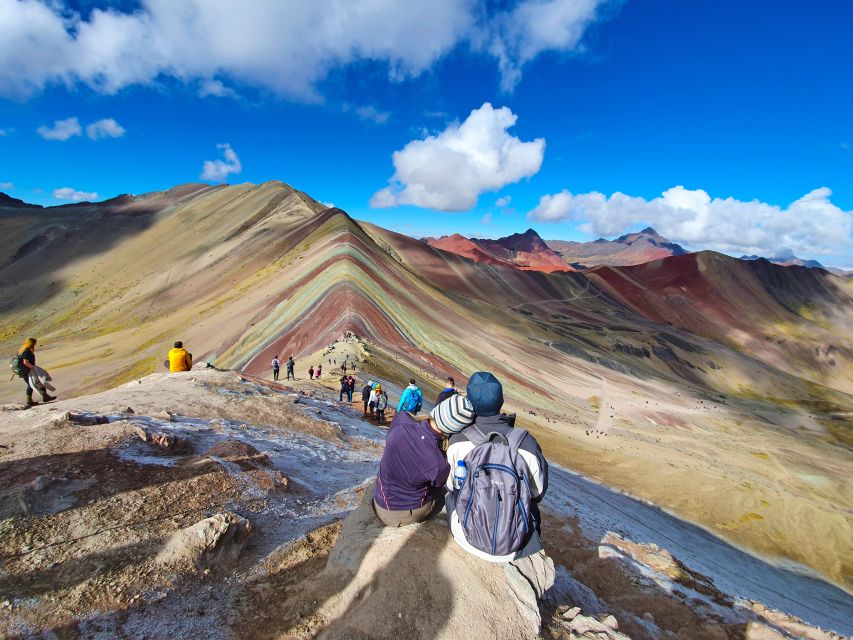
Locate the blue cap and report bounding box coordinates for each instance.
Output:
[466,371,503,417]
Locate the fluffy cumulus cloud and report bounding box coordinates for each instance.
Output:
[371,103,545,211]
[37,116,82,140]
[200,143,242,182]
[527,186,853,259]
[86,117,125,139]
[0,181,13,190]
[53,186,98,201]
[0,0,613,99]
[496,195,512,207]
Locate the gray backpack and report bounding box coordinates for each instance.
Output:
[455,427,533,556]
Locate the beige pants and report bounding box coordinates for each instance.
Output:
[372,498,440,527]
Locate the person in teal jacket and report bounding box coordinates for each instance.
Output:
[397,378,423,413]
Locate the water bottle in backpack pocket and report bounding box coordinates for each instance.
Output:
[454,427,533,556]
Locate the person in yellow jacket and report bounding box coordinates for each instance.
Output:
[168,341,193,372]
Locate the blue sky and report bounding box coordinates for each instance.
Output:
[1,0,851,266]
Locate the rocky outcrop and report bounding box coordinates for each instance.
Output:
[313,489,554,639]
[156,512,251,572]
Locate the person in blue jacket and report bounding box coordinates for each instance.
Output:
[397,378,423,413]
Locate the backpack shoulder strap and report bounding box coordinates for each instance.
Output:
[506,428,528,455]
[464,425,489,446]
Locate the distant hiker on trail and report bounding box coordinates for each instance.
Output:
[435,376,458,405]
[286,357,295,380]
[346,375,355,402]
[362,381,373,416]
[341,362,347,374]
[445,371,549,562]
[368,382,379,417]
[372,394,475,527]
[375,385,389,424]
[168,341,193,372]
[339,375,350,402]
[15,337,56,408]
[316,364,322,378]
[272,356,281,381]
[397,378,423,414]
[309,366,315,380]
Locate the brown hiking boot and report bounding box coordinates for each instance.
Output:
[25,401,39,409]
[41,394,56,402]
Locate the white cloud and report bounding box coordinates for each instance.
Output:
[321,201,336,209]
[36,117,82,141]
[0,181,13,190]
[199,79,238,98]
[0,1,612,99]
[480,0,609,91]
[86,117,125,139]
[527,186,853,259]
[482,212,493,224]
[53,186,98,201]
[371,102,545,211]
[0,128,9,136]
[496,195,512,207]
[200,143,242,182]
[354,105,391,125]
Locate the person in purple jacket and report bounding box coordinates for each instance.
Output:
[373,394,476,527]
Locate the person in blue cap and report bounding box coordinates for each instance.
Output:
[445,371,549,562]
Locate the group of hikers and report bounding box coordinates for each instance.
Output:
[373,371,548,562]
[270,355,295,381]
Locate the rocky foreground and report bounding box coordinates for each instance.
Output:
[0,367,848,639]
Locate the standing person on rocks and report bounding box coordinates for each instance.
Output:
[445,371,549,562]
[16,337,55,408]
[368,383,379,418]
[346,375,355,402]
[272,355,281,381]
[309,365,315,380]
[375,385,389,424]
[168,341,193,372]
[397,378,424,414]
[339,374,350,402]
[435,376,458,405]
[316,364,322,379]
[362,380,373,416]
[372,394,475,527]
[286,357,295,380]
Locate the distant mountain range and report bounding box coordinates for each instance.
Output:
[423,228,574,273]
[546,227,687,268]
[2,191,846,275]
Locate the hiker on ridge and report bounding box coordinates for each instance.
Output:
[339,374,349,402]
[397,378,423,414]
[316,364,322,378]
[375,384,389,424]
[286,357,295,380]
[372,394,475,527]
[346,375,355,402]
[435,376,458,405]
[445,371,549,562]
[168,341,193,372]
[272,355,281,381]
[361,380,373,416]
[309,365,314,380]
[15,337,56,408]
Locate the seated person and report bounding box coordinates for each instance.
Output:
[445,371,549,562]
[373,394,475,527]
[168,341,193,372]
